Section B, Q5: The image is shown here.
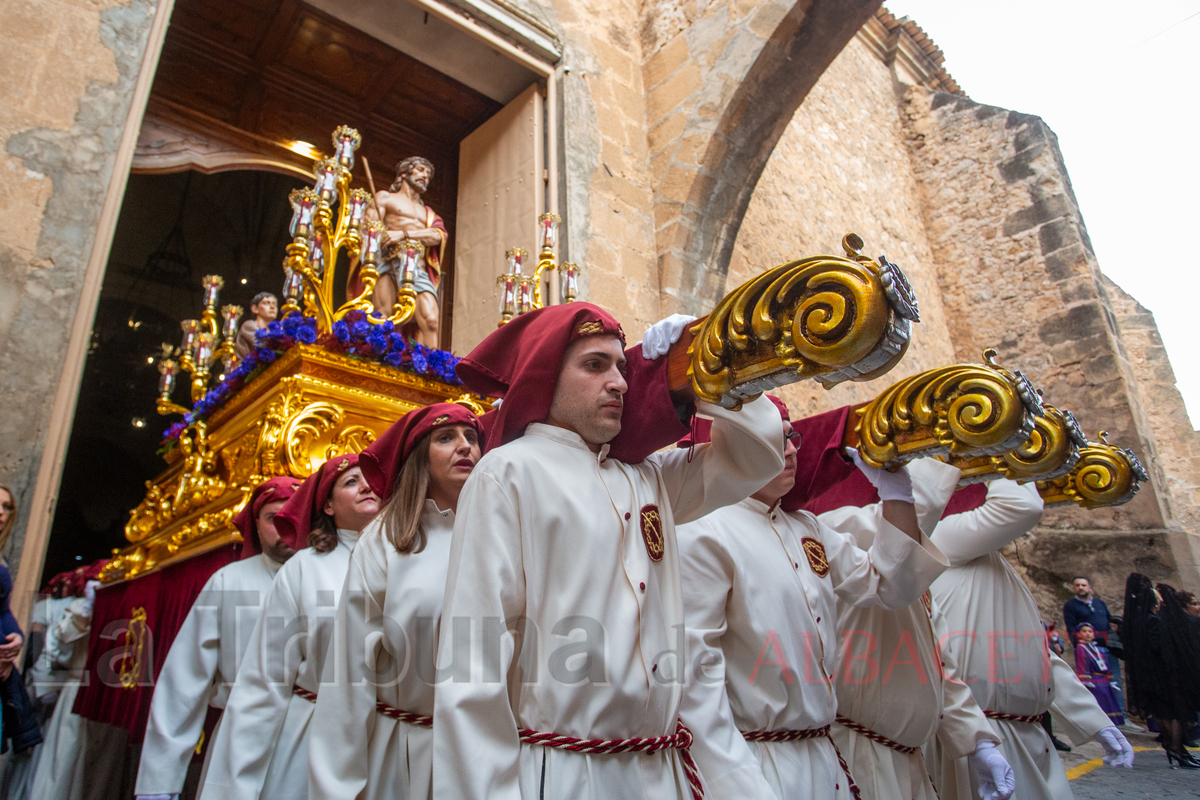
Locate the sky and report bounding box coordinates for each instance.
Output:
[884,1,1200,429]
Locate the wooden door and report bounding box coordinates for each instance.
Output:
[452,83,544,354]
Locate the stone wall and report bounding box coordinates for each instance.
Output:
[0,0,161,572]
[898,86,1199,617]
[727,36,959,418]
[899,89,1167,529]
[547,0,663,333]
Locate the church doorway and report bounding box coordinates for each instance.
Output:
[38,0,561,585]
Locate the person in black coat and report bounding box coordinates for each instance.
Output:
[1124,573,1200,768]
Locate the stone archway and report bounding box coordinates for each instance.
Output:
[641,0,882,314]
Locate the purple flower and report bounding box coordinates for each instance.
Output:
[333,320,350,342]
[387,333,406,353]
[384,351,405,368]
[350,319,371,339]
[345,309,368,324]
[254,347,277,364]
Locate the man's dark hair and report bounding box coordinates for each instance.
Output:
[392,156,434,190]
[1073,576,1091,584]
[251,291,276,309]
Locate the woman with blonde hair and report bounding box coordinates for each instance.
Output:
[199,455,380,800]
[0,486,24,667]
[308,402,482,800]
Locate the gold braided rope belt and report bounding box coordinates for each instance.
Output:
[292,685,434,728]
[984,710,1043,724]
[519,721,704,800]
[834,714,921,755]
[741,725,862,800]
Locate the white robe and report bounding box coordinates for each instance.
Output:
[432,397,785,800]
[6,596,74,800]
[308,501,454,800]
[199,530,360,800]
[925,479,1112,800]
[136,553,283,795]
[27,595,73,699]
[28,598,92,800]
[677,486,948,800]
[818,460,999,800]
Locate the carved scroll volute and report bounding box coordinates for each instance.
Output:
[284,401,344,476]
[997,405,1086,482]
[687,233,919,408]
[946,404,1086,485]
[1038,431,1150,509]
[856,350,1042,469]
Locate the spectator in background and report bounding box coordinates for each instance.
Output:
[1124,575,1200,769]
[1074,623,1125,727]
[1177,590,1200,631]
[0,485,42,758]
[1064,575,1141,732]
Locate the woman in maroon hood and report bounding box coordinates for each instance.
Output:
[308,402,483,800]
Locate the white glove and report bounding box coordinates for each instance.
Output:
[83,580,100,603]
[846,448,914,503]
[640,314,697,360]
[967,740,1015,800]
[1094,726,1135,768]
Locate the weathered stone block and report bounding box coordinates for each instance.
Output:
[1037,303,1108,347]
[1038,217,1079,255]
[1002,195,1070,237]
[645,61,701,122]
[642,32,689,90]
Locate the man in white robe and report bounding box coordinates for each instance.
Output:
[29,582,98,800]
[135,476,302,799]
[432,303,786,800]
[816,458,1014,800]
[676,397,952,799]
[926,479,1134,800]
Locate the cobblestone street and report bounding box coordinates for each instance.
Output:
[1066,730,1200,798]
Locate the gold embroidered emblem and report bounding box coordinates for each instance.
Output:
[575,320,605,336]
[920,590,933,618]
[640,504,664,562]
[432,414,451,425]
[336,457,351,471]
[800,537,830,578]
[118,606,149,689]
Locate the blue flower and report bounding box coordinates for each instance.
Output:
[255,348,277,364]
[410,343,428,373]
[350,319,371,339]
[366,333,388,354]
[281,316,300,336]
[377,320,395,334]
[387,333,406,353]
[384,351,405,368]
[295,324,317,344]
[333,320,350,342]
